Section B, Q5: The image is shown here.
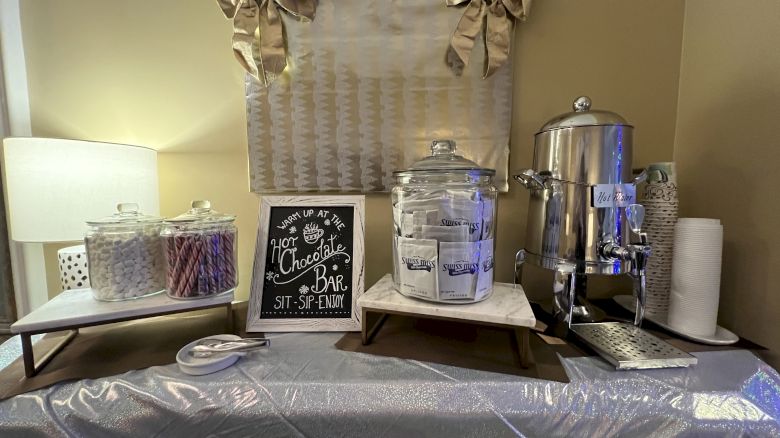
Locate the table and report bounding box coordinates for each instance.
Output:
[10,289,233,377]
[0,331,778,436]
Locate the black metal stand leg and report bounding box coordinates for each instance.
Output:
[21,329,79,378]
[361,310,389,345]
[225,302,234,334]
[20,333,34,378]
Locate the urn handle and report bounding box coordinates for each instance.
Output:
[513,169,546,189]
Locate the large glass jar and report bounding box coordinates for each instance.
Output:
[392,140,497,303]
[85,203,165,301]
[161,200,237,299]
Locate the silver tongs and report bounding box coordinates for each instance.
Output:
[188,337,270,358]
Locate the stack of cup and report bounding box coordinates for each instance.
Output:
[641,162,678,316]
[668,218,723,337]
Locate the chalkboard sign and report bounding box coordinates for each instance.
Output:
[247,196,365,332]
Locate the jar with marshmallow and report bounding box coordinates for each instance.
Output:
[85,203,165,301]
[161,200,237,300]
[391,140,497,303]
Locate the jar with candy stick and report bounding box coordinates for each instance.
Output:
[161,200,237,299]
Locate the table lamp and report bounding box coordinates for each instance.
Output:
[1,137,159,316]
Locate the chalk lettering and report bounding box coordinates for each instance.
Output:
[312,264,348,293]
[272,234,350,284]
[276,212,302,229]
[318,294,344,309]
[270,236,299,265]
[274,295,291,309]
[331,213,345,230]
[298,294,315,309]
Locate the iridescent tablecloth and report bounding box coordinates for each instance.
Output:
[0,332,778,437]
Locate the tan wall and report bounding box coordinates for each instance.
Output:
[21,1,683,303]
[674,0,780,366]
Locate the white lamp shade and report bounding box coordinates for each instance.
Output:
[1,137,159,242]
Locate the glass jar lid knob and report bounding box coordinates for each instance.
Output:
[117,202,139,216]
[191,200,211,212]
[87,202,161,224]
[431,139,456,156]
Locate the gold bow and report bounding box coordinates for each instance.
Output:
[217,0,317,86]
[446,0,531,78]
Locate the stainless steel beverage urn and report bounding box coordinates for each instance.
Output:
[514,96,651,327]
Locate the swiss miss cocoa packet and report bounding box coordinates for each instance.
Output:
[397,237,438,300]
[438,241,479,300]
[438,199,483,242]
[476,239,494,300]
[421,224,469,242]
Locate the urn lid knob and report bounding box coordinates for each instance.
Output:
[573,96,592,112]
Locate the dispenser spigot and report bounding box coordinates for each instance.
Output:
[600,204,652,326]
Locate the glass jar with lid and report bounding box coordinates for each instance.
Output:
[392,140,497,303]
[85,203,165,301]
[161,200,237,299]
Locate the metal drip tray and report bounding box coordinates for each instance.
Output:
[570,322,698,370]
